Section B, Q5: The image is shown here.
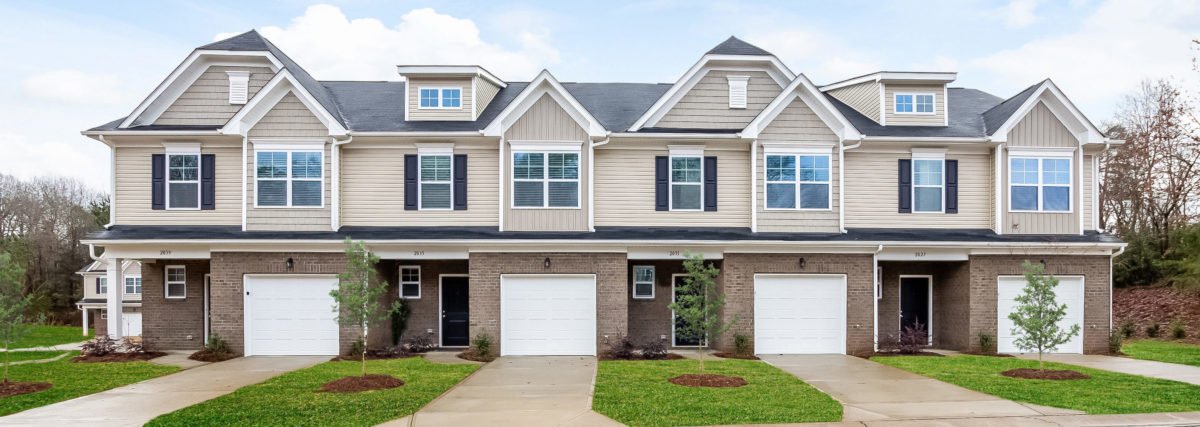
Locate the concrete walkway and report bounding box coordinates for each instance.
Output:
[1015,353,1200,386]
[0,355,326,426]
[721,411,1200,426]
[761,355,1072,421]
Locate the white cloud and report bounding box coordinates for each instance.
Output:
[22,69,133,105]
[0,132,108,187]
[993,0,1041,28]
[746,29,882,84]
[218,5,561,82]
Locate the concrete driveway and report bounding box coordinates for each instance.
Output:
[1015,353,1200,386]
[761,354,1072,421]
[0,355,327,427]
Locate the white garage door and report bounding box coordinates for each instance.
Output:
[997,275,1084,354]
[244,275,340,356]
[123,313,142,337]
[500,274,596,356]
[754,274,846,354]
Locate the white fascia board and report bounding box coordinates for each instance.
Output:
[628,54,796,131]
[820,71,956,92]
[396,65,507,88]
[481,70,605,138]
[221,70,347,136]
[742,74,862,141]
[608,132,742,139]
[988,80,1106,145]
[121,50,282,128]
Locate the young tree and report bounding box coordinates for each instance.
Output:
[330,239,400,377]
[0,252,42,383]
[667,251,737,373]
[1008,260,1080,370]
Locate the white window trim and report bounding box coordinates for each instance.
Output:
[668,155,705,212]
[1008,156,1073,213]
[417,151,454,211]
[124,275,143,296]
[632,265,655,299]
[763,153,832,211]
[399,265,421,299]
[727,75,749,109]
[510,145,582,210]
[911,154,946,214]
[253,148,325,209]
[894,92,936,115]
[165,265,186,299]
[417,86,464,110]
[99,277,108,294]
[164,144,202,211]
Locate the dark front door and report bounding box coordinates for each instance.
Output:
[673,275,704,347]
[441,277,469,347]
[899,276,930,337]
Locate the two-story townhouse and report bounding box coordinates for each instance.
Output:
[81,32,1123,357]
[75,259,143,337]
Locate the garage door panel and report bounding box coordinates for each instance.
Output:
[997,276,1084,354]
[501,275,596,356]
[245,275,340,356]
[754,274,847,355]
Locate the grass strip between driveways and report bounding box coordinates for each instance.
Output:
[5,325,91,349]
[1123,340,1200,367]
[147,357,477,427]
[0,351,179,416]
[0,351,67,363]
[593,358,841,426]
[873,354,1200,414]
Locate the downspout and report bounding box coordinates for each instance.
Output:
[241,136,248,231]
[498,135,506,231]
[100,135,115,228]
[994,141,1003,234]
[589,134,611,232]
[88,244,102,261]
[873,243,883,351]
[840,136,865,233]
[331,135,354,231]
[1110,244,1125,332]
[750,139,757,232]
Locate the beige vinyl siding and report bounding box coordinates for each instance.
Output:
[593,143,749,227]
[113,144,241,225]
[883,83,946,126]
[245,92,332,231]
[83,263,143,300]
[475,77,501,119]
[155,66,273,126]
[1001,102,1081,234]
[1083,154,1093,230]
[339,146,499,226]
[826,81,881,123]
[843,150,993,229]
[407,78,473,121]
[503,94,588,231]
[1007,102,1076,148]
[656,70,780,129]
[758,98,838,142]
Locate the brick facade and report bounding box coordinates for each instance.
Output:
[624,260,724,347]
[877,261,971,350]
[141,260,208,350]
[370,259,469,348]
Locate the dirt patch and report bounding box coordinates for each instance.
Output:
[712,352,760,360]
[0,381,51,398]
[329,352,415,362]
[961,351,1015,357]
[599,352,687,361]
[72,352,166,363]
[1001,368,1091,380]
[1114,286,1200,343]
[856,351,945,359]
[318,374,405,393]
[189,350,239,363]
[456,349,496,362]
[668,374,748,388]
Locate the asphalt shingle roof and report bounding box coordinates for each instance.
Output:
[706,36,773,56]
[825,88,1006,138]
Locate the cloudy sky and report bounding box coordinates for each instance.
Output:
[1,0,1197,191]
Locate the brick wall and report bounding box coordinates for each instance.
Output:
[468,252,627,355]
[968,255,1111,354]
[626,260,717,346]
[141,260,208,350]
[370,259,469,348]
[876,261,970,351]
[722,253,874,355]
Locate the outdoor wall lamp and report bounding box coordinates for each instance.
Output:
[286,257,294,270]
[544,257,551,269]
[798,257,806,269]
[1039,259,1046,266]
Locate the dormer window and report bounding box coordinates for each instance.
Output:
[727,76,749,109]
[419,87,462,109]
[895,93,934,114]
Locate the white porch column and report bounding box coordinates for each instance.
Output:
[81,308,88,336]
[106,259,123,339]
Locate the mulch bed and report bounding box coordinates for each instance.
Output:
[0,380,52,398]
[329,351,415,362]
[72,352,166,363]
[189,350,239,362]
[856,351,945,359]
[599,352,686,361]
[712,352,760,360]
[1114,286,1200,344]
[318,374,405,393]
[456,349,497,362]
[667,374,748,388]
[961,351,1015,357]
[1001,368,1091,380]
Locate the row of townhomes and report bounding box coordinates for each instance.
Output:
[81,31,1124,357]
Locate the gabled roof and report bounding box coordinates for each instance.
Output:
[744,74,861,141]
[983,79,1112,144]
[982,82,1041,135]
[825,88,1005,138]
[706,36,772,56]
[221,69,348,136]
[481,70,606,138]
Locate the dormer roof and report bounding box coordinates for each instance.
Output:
[706,36,772,56]
[395,65,506,88]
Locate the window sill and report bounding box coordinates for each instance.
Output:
[164,296,186,300]
[511,206,582,210]
[893,112,937,116]
[632,296,655,300]
[1008,210,1073,214]
[252,205,326,209]
[400,296,421,300]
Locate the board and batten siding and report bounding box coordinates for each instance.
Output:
[883,83,946,126]
[503,93,589,231]
[406,78,474,121]
[656,70,781,129]
[339,146,499,226]
[843,150,993,229]
[1002,101,1081,234]
[245,92,332,231]
[754,97,841,232]
[593,143,749,227]
[155,66,274,126]
[113,143,242,225]
[475,77,501,120]
[826,81,881,123]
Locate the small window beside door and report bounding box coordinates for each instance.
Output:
[165,265,186,299]
[400,266,421,299]
[632,266,655,299]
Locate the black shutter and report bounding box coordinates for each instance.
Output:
[95,277,101,294]
[201,154,215,210]
[655,156,669,211]
[703,156,718,211]
[151,154,165,210]
[898,159,912,214]
[945,159,958,214]
[453,154,468,210]
[404,154,418,210]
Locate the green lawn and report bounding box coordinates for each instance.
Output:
[5,325,92,349]
[0,351,179,416]
[147,357,477,427]
[0,351,67,363]
[1123,340,1200,367]
[593,359,842,427]
[874,355,1200,414]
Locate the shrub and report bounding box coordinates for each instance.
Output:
[471,332,493,358]
[1109,329,1124,354]
[1117,319,1136,338]
[348,337,365,357]
[401,333,436,353]
[121,337,146,354]
[733,333,750,355]
[640,339,667,360]
[895,320,928,354]
[205,333,232,355]
[1146,323,1161,338]
[1171,318,1188,339]
[81,335,119,357]
[607,336,636,360]
[978,332,996,354]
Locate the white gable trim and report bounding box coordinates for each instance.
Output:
[221,70,347,136]
[482,70,605,138]
[989,80,1108,145]
[120,50,282,128]
[742,74,862,142]
[628,54,796,131]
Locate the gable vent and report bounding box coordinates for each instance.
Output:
[226,71,250,104]
[727,76,749,109]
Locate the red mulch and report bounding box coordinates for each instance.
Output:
[1001,368,1091,380]
[456,349,496,362]
[189,350,239,362]
[668,374,748,388]
[599,352,686,361]
[1114,286,1200,343]
[72,352,166,363]
[318,374,404,393]
[0,380,52,398]
[329,352,415,362]
[712,352,760,360]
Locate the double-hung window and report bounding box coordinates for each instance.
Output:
[912,159,944,212]
[418,87,462,109]
[1010,156,1071,212]
[98,277,108,294]
[765,154,830,209]
[633,266,655,299]
[895,93,935,114]
[256,150,323,207]
[166,153,200,209]
[125,277,142,294]
[670,157,703,210]
[165,266,186,299]
[399,266,420,299]
[419,155,452,209]
[512,151,579,208]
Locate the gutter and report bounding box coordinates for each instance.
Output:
[82,130,223,136]
[607,132,742,139]
[873,243,883,351]
[860,136,995,143]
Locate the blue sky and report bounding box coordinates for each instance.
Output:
[1,0,1197,189]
